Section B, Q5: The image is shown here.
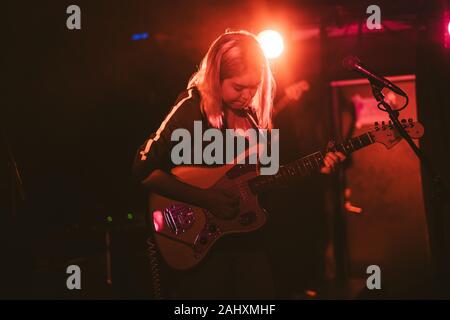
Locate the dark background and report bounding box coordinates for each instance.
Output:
[2,0,449,298]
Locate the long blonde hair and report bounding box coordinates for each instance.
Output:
[188,30,275,129]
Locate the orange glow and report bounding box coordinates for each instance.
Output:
[345,201,363,214]
[153,210,164,232]
[344,188,363,214]
[257,30,284,59]
[305,290,317,297]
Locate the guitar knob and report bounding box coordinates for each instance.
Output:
[374,121,379,126]
[408,118,413,122]
[239,212,256,226]
[208,224,217,233]
[199,235,208,244]
[401,119,407,123]
[382,121,385,125]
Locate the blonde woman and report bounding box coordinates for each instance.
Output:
[133,30,345,298]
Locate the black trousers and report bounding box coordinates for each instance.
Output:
[171,232,274,299]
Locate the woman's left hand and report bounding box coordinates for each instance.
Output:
[320,152,346,174]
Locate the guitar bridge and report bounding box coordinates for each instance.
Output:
[163,205,195,235]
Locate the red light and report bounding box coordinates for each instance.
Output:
[445,19,450,49]
[153,210,164,232]
[305,290,317,297]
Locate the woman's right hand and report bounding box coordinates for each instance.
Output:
[202,189,240,220]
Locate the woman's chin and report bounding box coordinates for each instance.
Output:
[231,101,248,109]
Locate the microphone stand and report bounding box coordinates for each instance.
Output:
[370,81,450,295]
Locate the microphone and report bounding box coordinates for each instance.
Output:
[342,56,407,97]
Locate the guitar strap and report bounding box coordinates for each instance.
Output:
[245,110,264,175]
[147,235,163,299]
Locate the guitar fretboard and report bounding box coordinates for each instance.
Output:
[249,132,374,193]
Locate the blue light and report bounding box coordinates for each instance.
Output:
[131,32,149,41]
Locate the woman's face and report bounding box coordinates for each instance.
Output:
[221,68,261,110]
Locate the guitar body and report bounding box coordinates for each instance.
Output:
[149,163,267,270]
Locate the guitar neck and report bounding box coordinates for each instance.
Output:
[249,131,375,193]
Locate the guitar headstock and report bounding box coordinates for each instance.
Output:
[283,80,310,101]
[370,118,424,149]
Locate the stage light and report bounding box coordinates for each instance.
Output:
[257,30,284,59]
[127,213,134,220]
[131,32,149,41]
[106,216,113,223]
[444,10,450,49]
[445,18,450,49]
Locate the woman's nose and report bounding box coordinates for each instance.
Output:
[242,89,251,100]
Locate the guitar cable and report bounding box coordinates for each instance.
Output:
[146,236,163,299]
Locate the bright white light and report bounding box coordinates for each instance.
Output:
[257,30,284,59]
[448,21,450,35]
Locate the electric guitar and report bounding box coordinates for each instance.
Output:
[149,119,424,270]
